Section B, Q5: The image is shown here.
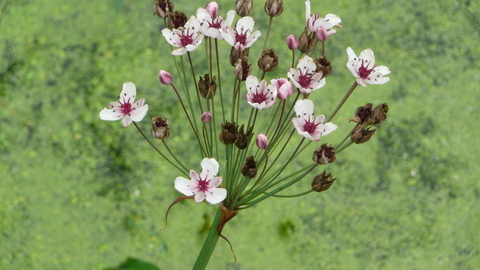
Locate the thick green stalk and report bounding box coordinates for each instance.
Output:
[192,207,222,270]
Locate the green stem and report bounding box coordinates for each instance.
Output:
[325,81,358,123]
[192,207,222,270]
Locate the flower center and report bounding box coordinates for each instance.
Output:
[120,98,133,115]
[197,177,210,193]
[298,71,313,88]
[303,119,318,134]
[234,26,250,45]
[358,59,374,79]
[179,32,194,46]
[251,90,268,104]
[208,17,223,29]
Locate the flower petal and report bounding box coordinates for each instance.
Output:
[200,158,219,177]
[130,103,148,122]
[204,188,227,204]
[194,192,206,203]
[174,177,196,196]
[99,108,124,121]
[120,82,137,102]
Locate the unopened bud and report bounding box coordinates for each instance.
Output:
[313,144,336,165]
[168,11,188,29]
[154,0,174,19]
[201,111,212,123]
[264,0,284,17]
[220,121,238,144]
[230,47,249,66]
[311,170,336,192]
[258,49,279,72]
[351,124,376,144]
[205,2,219,18]
[314,56,332,78]
[286,35,299,50]
[241,156,258,179]
[315,27,328,42]
[271,78,293,100]
[199,74,217,99]
[158,70,173,85]
[256,133,269,150]
[235,0,253,16]
[151,116,170,139]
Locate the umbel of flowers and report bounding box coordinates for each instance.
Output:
[100,0,390,269]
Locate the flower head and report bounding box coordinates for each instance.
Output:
[174,158,227,204]
[162,16,204,56]
[288,56,326,94]
[221,16,261,51]
[346,47,390,87]
[197,5,235,40]
[99,82,148,127]
[305,0,341,40]
[245,75,277,109]
[291,99,337,141]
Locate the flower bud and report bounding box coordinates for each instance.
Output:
[370,103,388,126]
[201,111,212,123]
[205,2,219,18]
[220,121,238,144]
[313,144,336,165]
[256,133,269,150]
[154,0,174,19]
[158,70,173,85]
[315,27,328,42]
[151,116,170,139]
[311,170,336,192]
[271,78,293,100]
[264,0,284,17]
[351,124,376,144]
[198,74,217,99]
[314,56,332,78]
[257,49,279,72]
[241,155,258,179]
[235,0,253,16]
[168,11,188,29]
[235,125,254,149]
[286,35,299,50]
[349,103,373,125]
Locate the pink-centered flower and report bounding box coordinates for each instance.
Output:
[197,5,235,40]
[221,16,261,51]
[162,16,204,56]
[305,0,341,40]
[346,47,391,87]
[291,99,337,141]
[99,82,148,127]
[288,56,326,94]
[174,158,227,204]
[245,75,277,109]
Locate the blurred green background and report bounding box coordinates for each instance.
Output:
[1,0,479,269]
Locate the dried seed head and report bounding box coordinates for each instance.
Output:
[311,170,336,192]
[240,155,258,179]
[258,49,279,73]
[313,144,336,165]
[151,116,170,139]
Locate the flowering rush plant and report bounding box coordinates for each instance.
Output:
[100,0,391,268]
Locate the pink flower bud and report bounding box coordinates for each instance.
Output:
[158,70,173,85]
[271,78,293,100]
[315,27,328,42]
[286,35,299,50]
[201,111,212,123]
[205,2,218,18]
[256,133,269,150]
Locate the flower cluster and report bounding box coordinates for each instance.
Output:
[99,0,390,267]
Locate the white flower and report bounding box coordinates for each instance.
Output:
[221,16,261,51]
[245,75,277,109]
[99,82,148,127]
[162,16,204,56]
[305,0,341,38]
[346,47,391,87]
[174,158,227,204]
[287,56,326,94]
[291,99,337,141]
[197,6,235,40]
